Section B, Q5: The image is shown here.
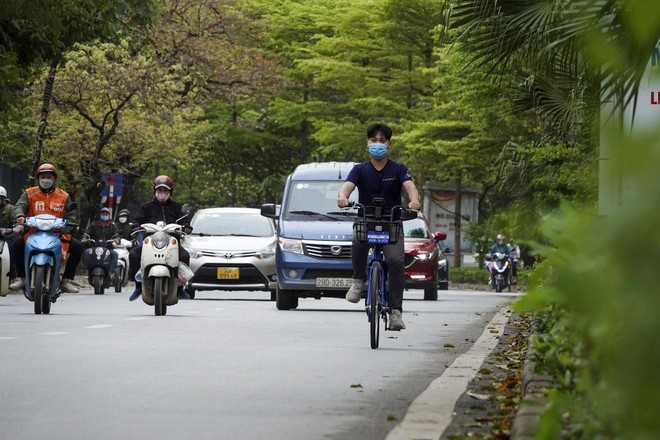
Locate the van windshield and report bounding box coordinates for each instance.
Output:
[285,180,358,220]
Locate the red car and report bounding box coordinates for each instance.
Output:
[403,213,447,300]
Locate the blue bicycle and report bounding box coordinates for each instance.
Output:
[352,198,414,349]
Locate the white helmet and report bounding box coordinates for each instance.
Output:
[0,186,6,198]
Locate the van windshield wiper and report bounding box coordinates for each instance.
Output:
[288,210,344,220]
[325,211,357,217]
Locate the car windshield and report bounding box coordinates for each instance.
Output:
[284,180,358,220]
[403,218,430,239]
[191,212,275,237]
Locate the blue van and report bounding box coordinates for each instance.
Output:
[260,162,359,310]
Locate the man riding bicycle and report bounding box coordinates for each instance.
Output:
[337,123,421,330]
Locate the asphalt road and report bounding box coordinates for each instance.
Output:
[0,286,518,440]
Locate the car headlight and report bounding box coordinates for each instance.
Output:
[438,259,447,268]
[256,247,276,260]
[279,238,303,254]
[184,247,203,259]
[151,232,168,250]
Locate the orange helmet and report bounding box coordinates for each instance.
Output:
[152,175,174,192]
[36,163,58,178]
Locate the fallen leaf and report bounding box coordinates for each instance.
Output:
[350,383,363,389]
[467,391,491,400]
[444,343,455,348]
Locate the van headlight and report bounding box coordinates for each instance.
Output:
[151,232,168,250]
[279,238,303,254]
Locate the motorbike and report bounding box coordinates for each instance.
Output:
[135,205,191,316]
[0,228,13,297]
[82,234,117,295]
[113,238,132,293]
[489,251,512,293]
[21,214,72,314]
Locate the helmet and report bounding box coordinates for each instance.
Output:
[118,209,130,217]
[0,186,6,198]
[100,207,111,214]
[36,163,58,178]
[152,175,174,192]
[496,233,505,242]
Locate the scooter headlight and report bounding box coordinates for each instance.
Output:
[94,247,104,257]
[35,217,57,231]
[151,232,168,250]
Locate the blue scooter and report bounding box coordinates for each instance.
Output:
[22,214,70,314]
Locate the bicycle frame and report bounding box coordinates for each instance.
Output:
[351,199,407,343]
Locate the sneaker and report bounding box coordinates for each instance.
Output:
[129,288,142,302]
[59,281,79,293]
[389,310,406,331]
[9,278,25,290]
[345,279,364,303]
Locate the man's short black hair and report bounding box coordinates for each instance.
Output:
[366,123,393,140]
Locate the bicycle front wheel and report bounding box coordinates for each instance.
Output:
[370,261,382,349]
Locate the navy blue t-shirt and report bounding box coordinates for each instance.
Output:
[346,160,413,215]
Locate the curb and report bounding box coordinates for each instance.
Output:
[510,335,554,439]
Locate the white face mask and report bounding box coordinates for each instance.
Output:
[118,217,128,224]
[39,178,55,190]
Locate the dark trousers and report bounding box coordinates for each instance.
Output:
[13,236,83,280]
[128,243,190,281]
[351,235,405,312]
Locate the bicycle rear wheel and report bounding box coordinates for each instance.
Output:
[370,261,381,349]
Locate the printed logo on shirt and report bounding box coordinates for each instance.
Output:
[35,201,45,212]
[382,177,396,182]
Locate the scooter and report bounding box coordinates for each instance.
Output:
[135,205,191,316]
[113,238,132,293]
[0,228,13,297]
[21,214,71,314]
[82,235,116,295]
[490,251,512,293]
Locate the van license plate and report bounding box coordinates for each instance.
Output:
[217,267,240,279]
[316,277,352,288]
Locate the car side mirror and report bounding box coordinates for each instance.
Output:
[434,231,447,242]
[261,203,278,219]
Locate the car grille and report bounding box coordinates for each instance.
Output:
[190,263,269,286]
[302,269,354,280]
[304,242,352,259]
[198,250,257,258]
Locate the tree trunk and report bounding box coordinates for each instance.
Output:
[33,60,58,176]
[453,173,463,268]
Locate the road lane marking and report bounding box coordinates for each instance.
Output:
[86,324,113,329]
[386,304,511,440]
[40,332,69,336]
[0,336,18,340]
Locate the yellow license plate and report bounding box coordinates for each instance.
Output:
[217,267,240,279]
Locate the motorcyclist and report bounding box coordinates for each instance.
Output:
[0,186,18,282]
[82,207,120,276]
[9,163,82,294]
[486,233,513,285]
[128,175,192,301]
[114,208,132,241]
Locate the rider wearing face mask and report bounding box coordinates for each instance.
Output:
[10,163,83,294]
[82,207,120,275]
[127,175,192,301]
[114,208,132,241]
